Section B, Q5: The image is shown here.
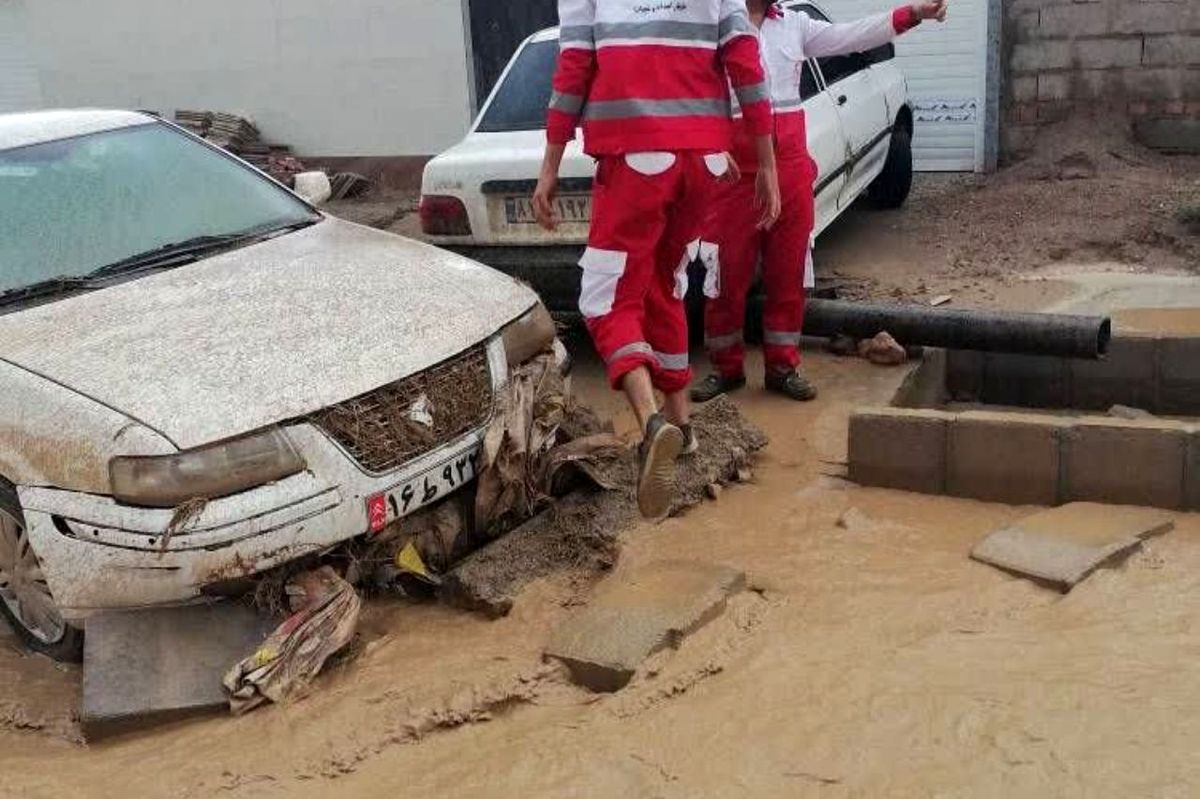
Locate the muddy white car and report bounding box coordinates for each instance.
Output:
[420,0,915,311]
[0,110,560,659]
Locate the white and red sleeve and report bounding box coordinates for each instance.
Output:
[798,5,920,59]
[718,0,771,137]
[547,0,596,144]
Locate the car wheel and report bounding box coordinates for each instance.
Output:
[868,125,913,209]
[0,482,83,662]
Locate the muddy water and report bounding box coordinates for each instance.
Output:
[3,348,1200,797]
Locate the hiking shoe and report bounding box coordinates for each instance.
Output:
[690,373,747,403]
[637,414,685,521]
[765,369,818,401]
[680,423,699,456]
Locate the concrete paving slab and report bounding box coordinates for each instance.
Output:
[82,603,276,740]
[546,560,746,692]
[971,502,1174,590]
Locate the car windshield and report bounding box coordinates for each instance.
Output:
[476,39,558,133]
[0,122,318,294]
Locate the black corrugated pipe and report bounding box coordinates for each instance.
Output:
[803,300,1111,359]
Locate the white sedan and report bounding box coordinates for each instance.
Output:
[420,0,915,311]
[0,109,560,659]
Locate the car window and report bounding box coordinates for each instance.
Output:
[0,124,316,294]
[796,4,869,88]
[800,62,820,100]
[476,39,558,133]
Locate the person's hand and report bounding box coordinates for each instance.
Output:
[533,171,559,231]
[912,0,948,22]
[754,166,782,230]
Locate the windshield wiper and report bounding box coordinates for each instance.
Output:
[88,217,320,279]
[0,276,102,306]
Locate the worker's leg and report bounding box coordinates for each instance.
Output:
[700,172,761,382]
[760,155,817,400]
[581,152,687,519]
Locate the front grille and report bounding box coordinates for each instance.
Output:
[309,347,493,474]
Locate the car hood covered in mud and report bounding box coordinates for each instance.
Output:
[0,217,536,449]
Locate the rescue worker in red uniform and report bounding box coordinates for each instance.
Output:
[533,0,783,520]
[692,0,946,403]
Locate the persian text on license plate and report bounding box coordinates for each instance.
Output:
[365,446,479,533]
[504,194,590,224]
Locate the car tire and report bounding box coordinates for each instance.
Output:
[0,480,83,662]
[868,125,913,209]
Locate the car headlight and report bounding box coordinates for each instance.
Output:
[502,303,557,367]
[110,428,306,508]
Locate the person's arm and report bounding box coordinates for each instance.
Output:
[800,1,946,59]
[535,0,597,230]
[718,0,781,229]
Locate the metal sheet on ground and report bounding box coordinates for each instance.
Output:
[82,603,276,740]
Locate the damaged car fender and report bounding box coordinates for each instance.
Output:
[0,359,174,493]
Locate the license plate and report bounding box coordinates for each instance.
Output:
[366,446,480,533]
[504,194,590,224]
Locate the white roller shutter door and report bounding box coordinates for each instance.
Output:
[821,0,991,171]
[0,1,43,113]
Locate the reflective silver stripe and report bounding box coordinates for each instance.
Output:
[549,91,585,114]
[735,81,770,106]
[774,97,804,112]
[763,330,802,346]
[594,20,718,44]
[705,331,743,351]
[654,350,690,371]
[718,11,755,44]
[559,25,595,48]
[584,96,730,120]
[608,341,654,364]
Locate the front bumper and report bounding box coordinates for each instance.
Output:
[19,338,520,621]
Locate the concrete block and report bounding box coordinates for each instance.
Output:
[1126,66,1190,99]
[546,560,746,692]
[1013,41,1071,72]
[892,349,946,409]
[1134,117,1200,154]
[1012,75,1039,103]
[971,502,1175,589]
[948,411,1071,505]
[1063,419,1189,509]
[1144,34,1200,66]
[982,352,1069,408]
[1157,337,1200,414]
[848,408,950,494]
[1015,10,1041,42]
[1069,335,1158,412]
[82,603,275,739]
[1038,72,1072,101]
[945,349,984,400]
[1039,4,1111,37]
[1114,5,1193,35]
[1075,37,1144,69]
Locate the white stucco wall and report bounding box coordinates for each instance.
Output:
[8,0,472,157]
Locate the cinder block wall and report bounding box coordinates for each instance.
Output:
[1003,0,1200,156]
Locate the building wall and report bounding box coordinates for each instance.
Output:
[1003,0,1200,156]
[7,0,473,159]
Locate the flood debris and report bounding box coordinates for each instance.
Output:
[970,502,1175,591]
[1108,404,1155,421]
[444,396,767,617]
[225,566,361,715]
[174,109,304,184]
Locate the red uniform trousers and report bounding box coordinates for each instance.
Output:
[581,151,725,393]
[703,128,817,378]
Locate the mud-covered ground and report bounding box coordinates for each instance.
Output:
[2,123,1198,798]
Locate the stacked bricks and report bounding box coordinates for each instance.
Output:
[849,335,1200,509]
[849,408,1199,510]
[1003,0,1200,157]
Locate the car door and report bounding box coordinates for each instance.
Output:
[807,12,890,210]
[799,60,846,237]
